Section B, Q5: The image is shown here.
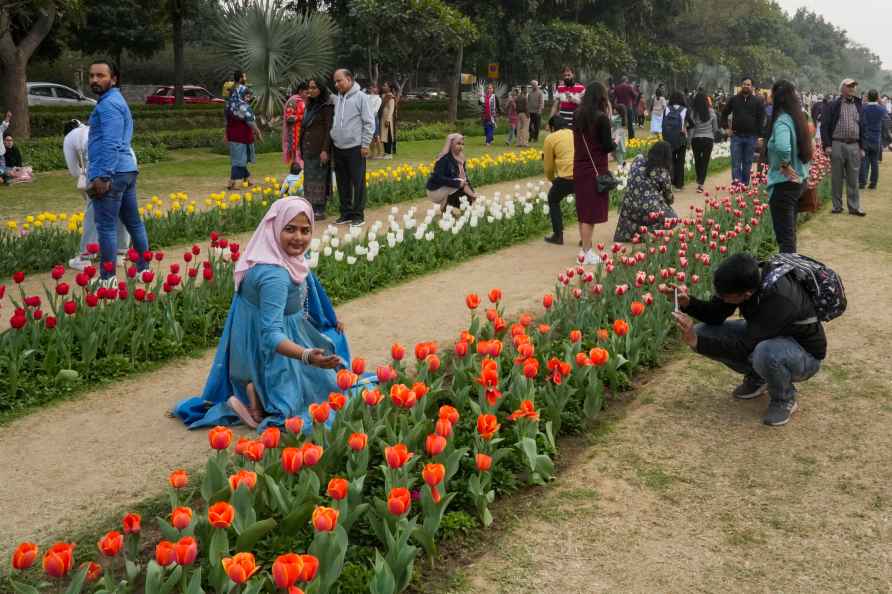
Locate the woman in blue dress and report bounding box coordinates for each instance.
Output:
[175,197,348,430]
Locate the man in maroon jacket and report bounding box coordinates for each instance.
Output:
[613,76,637,139]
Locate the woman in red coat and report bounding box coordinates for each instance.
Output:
[573,81,616,265]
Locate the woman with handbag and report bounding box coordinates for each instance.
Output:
[573,81,617,265]
[426,133,477,213]
[766,80,812,254]
[613,141,678,242]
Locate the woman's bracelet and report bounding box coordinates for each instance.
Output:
[301,348,312,365]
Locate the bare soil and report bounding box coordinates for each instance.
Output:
[432,160,892,594]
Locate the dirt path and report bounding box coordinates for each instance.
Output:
[0,168,729,561]
[443,160,892,593]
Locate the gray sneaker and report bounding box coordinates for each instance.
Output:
[763,399,798,426]
[732,376,767,400]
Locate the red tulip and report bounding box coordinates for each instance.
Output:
[242,440,265,462]
[362,388,383,406]
[336,369,357,391]
[311,506,339,532]
[438,405,459,425]
[630,301,645,317]
[12,271,25,283]
[285,417,304,435]
[426,354,441,372]
[55,282,70,296]
[387,487,412,516]
[228,469,257,492]
[281,447,303,474]
[83,561,103,583]
[309,401,330,424]
[465,293,481,309]
[208,426,233,450]
[454,340,469,358]
[328,392,347,411]
[155,541,177,566]
[326,477,349,501]
[351,357,366,375]
[375,365,395,383]
[425,433,447,456]
[589,347,609,366]
[42,543,75,578]
[168,469,188,489]
[10,313,26,329]
[347,432,368,451]
[613,319,630,336]
[171,506,194,530]
[435,418,453,438]
[207,501,235,529]
[49,265,68,280]
[476,414,500,440]
[44,316,57,329]
[569,329,582,343]
[385,443,412,468]
[97,530,123,557]
[390,384,417,409]
[299,554,319,582]
[174,536,198,566]
[272,553,304,590]
[301,442,323,466]
[122,512,141,534]
[542,293,554,308]
[11,542,38,571]
[488,288,502,303]
[261,427,281,449]
[391,342,406,361]
[475,453,493,472]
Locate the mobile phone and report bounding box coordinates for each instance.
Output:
[673,287,679,312]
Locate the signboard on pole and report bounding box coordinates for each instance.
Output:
[487,63,499,79]
[461,73,475,84]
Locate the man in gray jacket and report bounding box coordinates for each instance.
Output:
[331,69,375,226]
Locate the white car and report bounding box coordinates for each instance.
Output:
[27,83,96,107]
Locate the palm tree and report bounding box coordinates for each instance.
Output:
[209,0,337,123]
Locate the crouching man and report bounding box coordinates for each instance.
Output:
[664,252,826,426]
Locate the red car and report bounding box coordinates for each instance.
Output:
[145,85,224,105]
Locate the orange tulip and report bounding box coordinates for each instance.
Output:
[301,442,324,467]
[336,369,357,391]
[519,313,534,327]
[222,552,260,585]
[630,301,645,317]
[229,470,257,492]
[542,294,554,309]
[465,293,481,309]
[613,319,630,336]
[485,388,503,407]
[569,329,582,343]
[235,437,251,456]
[311,506,339,532]
[387,487,412,516]
[347,432,368,451]
[454,340,469,358]
[208,501,235,529]
[208,426,233,450]
[351,357,366,375]
[242,440,265,462]
[174,536,198,566]
[168,469,188,489]
[42,543,75,578]
[589,347,609,366]
[414,341,436,361]
[261,427,281,449]
[122,512,141,534]
[422,463,446,503]
[363,388,383,406]
[171,506,194,530]
[155,541,176,567]
[299,554,320,582]
[309,402,331,424]
[575,352,590,367]
[281,447,303,474]
[285,416,304,435]
[384,443,413,468]
[426,354,441,372]
[425,433,447,456]
[438,405,460,424]
[11,542,38,571]
[376,364,396,382]
[475,453,493,472]
[460,330,476,344]
[488,288,502,303]
[326,477,349,501]
[538,323,551,334]
[522,358,539,379]
[435,418,453,438]
[272,553,305,589]
[83,561,103,583]
[391,342,406,361]
[328,392,347,411]
[485,308,498,322]
[97,530,123,558]
[596,328,610,342]
[412,381,429,399]
[516,342,534,359]
[476,414,500,440]
[508,399,540,422]
[390,384,417,409]
[476,360,499,390]
[493,317,507,333]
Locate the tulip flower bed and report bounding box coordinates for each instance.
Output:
[5,159,832,593]
[0,150,544,279]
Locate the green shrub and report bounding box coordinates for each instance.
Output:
[18,137,169,172]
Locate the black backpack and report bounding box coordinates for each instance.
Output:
[662,105,685,150]
[762,253,846,322]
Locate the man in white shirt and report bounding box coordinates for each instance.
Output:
[63,119,130,270]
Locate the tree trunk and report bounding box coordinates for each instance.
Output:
[0,3,57,138]
[447,44,463,124]
[172,0,185,106]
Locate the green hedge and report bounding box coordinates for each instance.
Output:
[29,113,224,138]
[18,137,169,173]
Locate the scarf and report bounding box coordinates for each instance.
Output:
[302,96,329,130]
[234,197,315,290]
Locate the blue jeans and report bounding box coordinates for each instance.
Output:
[93,172,150,279]
[730,134,757,186]
[859,145,880,187]
[79,192,129,255]
[484,121,495,144]
[695,320,821,402]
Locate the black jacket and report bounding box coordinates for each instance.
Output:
[820,96,864,149]
[426,153,473,192]
[684,267,827,361]
[720,93,766,137]
[4,145,22,168]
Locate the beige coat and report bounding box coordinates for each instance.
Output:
[380,94,396,143]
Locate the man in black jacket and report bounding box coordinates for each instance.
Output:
[820,79,866,215]
[665,253,826,426]
[720,77,765,187]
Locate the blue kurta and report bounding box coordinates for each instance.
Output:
[175,265,348,431]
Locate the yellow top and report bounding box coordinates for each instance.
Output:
[543,128,574,181]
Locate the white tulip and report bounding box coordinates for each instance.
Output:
[366,252,376,262]
[323,246,333,257]
[331,237,340,248]
[347,256,357,265]
[310,238,321,251]
[308,252,320,268]
[424,231,435,241]
[334,250,344,262]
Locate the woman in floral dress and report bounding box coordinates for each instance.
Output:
[613,140,679,242]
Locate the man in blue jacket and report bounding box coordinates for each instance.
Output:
[859,89,891,190]
[86,60,150,282]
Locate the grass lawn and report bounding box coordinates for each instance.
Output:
[0,132,531,221]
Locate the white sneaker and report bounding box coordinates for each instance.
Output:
[383,154,393,160]
[68,256,88,271]
[584,250,600,266]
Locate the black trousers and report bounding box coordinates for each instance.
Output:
[547,177,574,236]
[333,146,367,220]
[690,137,714,186]
[770,181,801,254]
[529,112,541,142]
[384,141,395,155]
[671,145,686,189]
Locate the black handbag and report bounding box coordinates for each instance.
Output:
[582,135,620,193]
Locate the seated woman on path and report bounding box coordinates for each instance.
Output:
[175,197,350,430]
[426,133,477,213]
[613,140,679,242]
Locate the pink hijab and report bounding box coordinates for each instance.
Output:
[234,196,315,289]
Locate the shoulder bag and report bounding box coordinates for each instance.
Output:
[581,133,620,193]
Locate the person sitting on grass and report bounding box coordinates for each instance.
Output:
[1,134,33,184]
[662,252,826,427]
[175,197,351,431]
[426,133,477,213]
[613,140,677,242]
